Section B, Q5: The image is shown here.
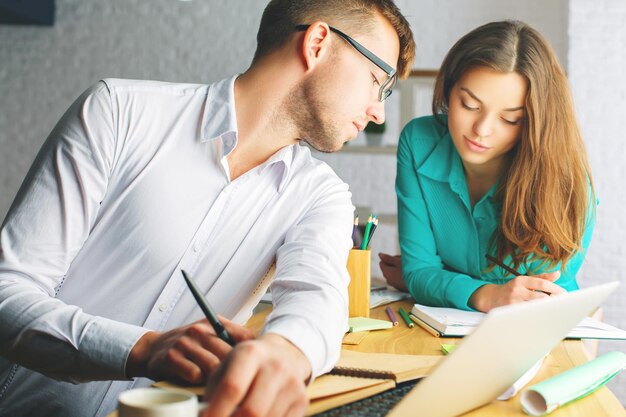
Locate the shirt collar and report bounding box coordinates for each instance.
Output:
[258,144,296,193]
[201,75,239,155]
[417,130,465,186]
[201,74,294,192]
[417,127,499,202]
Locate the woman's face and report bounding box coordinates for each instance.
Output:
[447,66,528,174]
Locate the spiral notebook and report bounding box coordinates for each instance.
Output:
[153,349,441,416]
[307,350,441,415]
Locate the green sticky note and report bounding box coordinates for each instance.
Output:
[441,344,457,355]
[348,317,393,333]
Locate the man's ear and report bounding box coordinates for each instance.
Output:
[299,21,333,71]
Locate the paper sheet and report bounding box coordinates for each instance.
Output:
[520,351,626,415]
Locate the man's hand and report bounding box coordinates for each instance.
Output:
[378,253,407,292]
[202,333,311,417]
[126,317,254,384]
[469,271,565,312]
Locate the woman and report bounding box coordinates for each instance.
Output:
[380,20,595,312]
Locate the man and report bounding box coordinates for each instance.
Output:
[0,1,415,416]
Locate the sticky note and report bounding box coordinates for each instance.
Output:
[441,344,457,355]
[348,317,393,333]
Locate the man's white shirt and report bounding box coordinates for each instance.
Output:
[0,76,353,417]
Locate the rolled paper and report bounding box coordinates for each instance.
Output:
[520,351,626,416]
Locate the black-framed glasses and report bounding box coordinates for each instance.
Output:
[295,24,397,102]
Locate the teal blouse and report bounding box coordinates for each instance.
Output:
[396,116,595,310]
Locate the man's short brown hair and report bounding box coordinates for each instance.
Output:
[253,0,415,78]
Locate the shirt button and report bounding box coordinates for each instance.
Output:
[158,304,168,312]
[192,243,199,252]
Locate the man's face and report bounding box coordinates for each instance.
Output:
[292,14,400,153]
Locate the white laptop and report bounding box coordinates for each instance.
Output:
[387,281,619,417]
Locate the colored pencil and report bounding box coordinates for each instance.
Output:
[385,306,399,326]
[360,215,373,250]
[409,313,441,337]
[398,307,414,328]
[485,254,522,277]
[365,218,379,249]
[351,215,359,247]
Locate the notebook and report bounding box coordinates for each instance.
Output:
[153,349,441,416]
[386,281,619,417]
[410,301,626,339]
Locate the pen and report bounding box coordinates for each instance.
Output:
[485,254,522,277]
[385,306,399,326]
[485,254,551,295]
[181,270,235,346]
[398,307,414,328]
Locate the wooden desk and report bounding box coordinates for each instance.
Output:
[249,300,625,417]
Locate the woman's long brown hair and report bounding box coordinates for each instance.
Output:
[432,20,594,272]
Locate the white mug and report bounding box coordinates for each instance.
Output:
[118,387,205,417]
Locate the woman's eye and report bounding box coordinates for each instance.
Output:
[502,117,522,126]
[461,101,478,111]
[372,74,380,86]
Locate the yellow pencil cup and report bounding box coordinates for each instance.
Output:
[346,249,371,318]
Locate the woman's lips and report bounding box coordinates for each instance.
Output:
[464,136,491,152]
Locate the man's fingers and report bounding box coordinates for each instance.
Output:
[201,335,310,417]
[234,361,288,417]
[159,347,205,384]
[175,336,224,379]
[203,343,259,417]
[141,321,239,384]
[284,397,310,417]
[262,374,308,417]
[183,322,232,361]
[219,316,256,342]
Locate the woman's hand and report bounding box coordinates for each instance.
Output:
[378,253,407,292]
[469,271,565,312]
